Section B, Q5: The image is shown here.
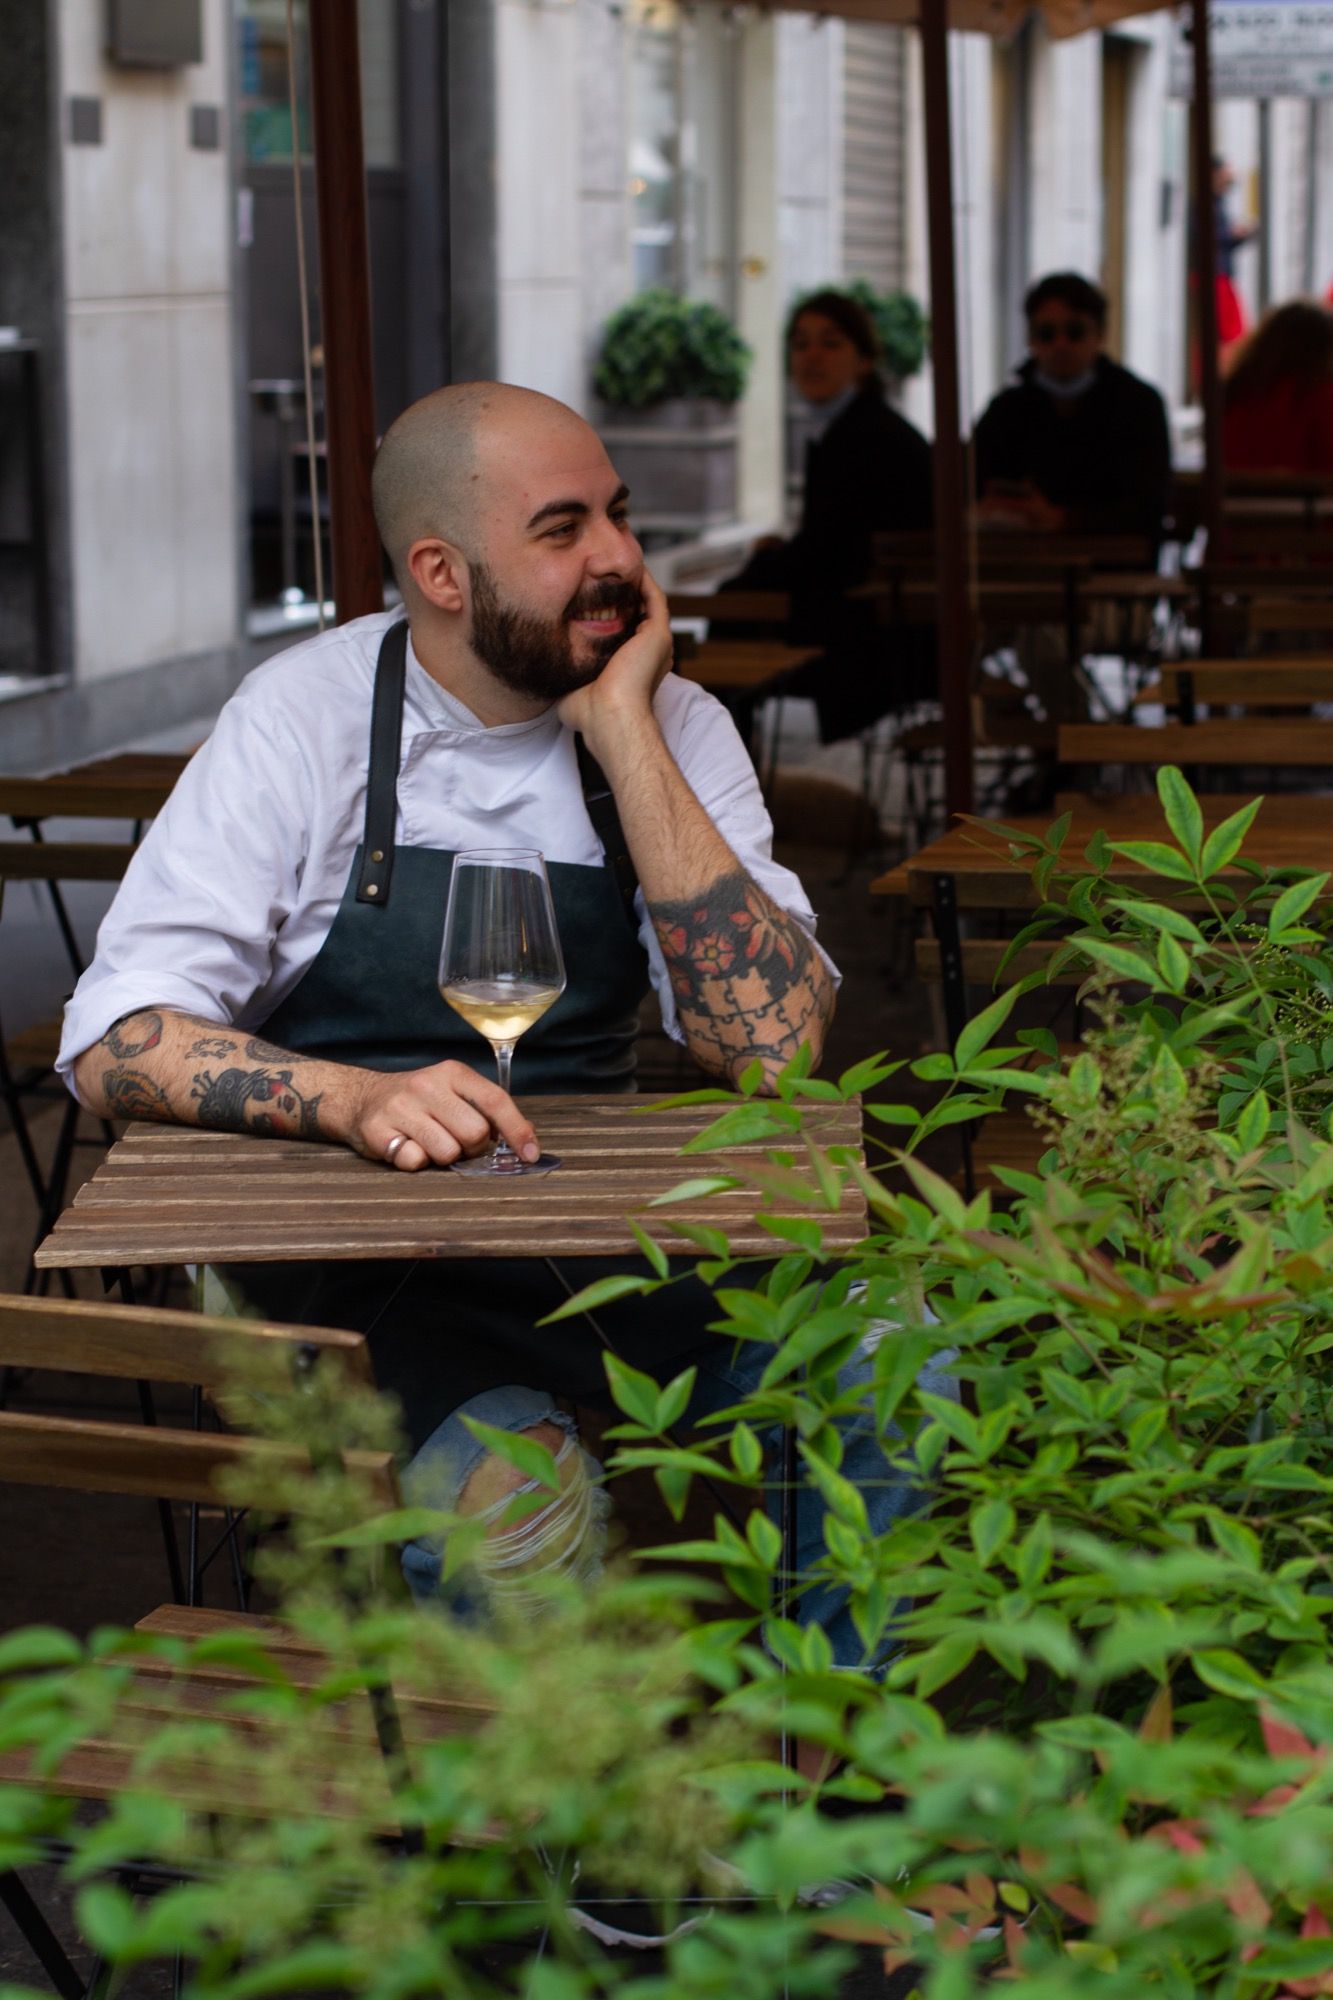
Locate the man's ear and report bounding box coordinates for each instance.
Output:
[406,537,469,614]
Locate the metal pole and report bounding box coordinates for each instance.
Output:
[308,0,383,622]
[1191,0,1223,563]
[919,0,974,820]
[1257,98,1272,311]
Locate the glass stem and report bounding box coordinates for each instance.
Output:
[493,1042,516,1159]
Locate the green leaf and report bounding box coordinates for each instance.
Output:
[1107,839,1197,882]
[837,1051,904,1095]
[1106,898,1204,944]
[680,1103,800,1152]
[458,1416,560,1494]
[540,1272,655,1321]
[1156,932,1189,993]
[1199,796,1262,878]
[1071,935,1159,984]
[954,983,1023,1073]
[647,1175,740,1207]
[970,1499,1016,1566]
[653,1365,697,1434]
[899,1156,968,1229]
[1236,1091,1272,1151]
[75,1882,137,1960]
[1269,872,1329,939]
[757,1213,825,1252]
[730,1422,763,1481]
[1156,765,1204,864]
[603,1353,664,1429]
[0,1629,84,1676]
[1193,1648,1268,1699]
[627,1216,669,1280]
[317,1506,451,1549]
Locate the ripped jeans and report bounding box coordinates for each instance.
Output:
[401,1323,956,1674]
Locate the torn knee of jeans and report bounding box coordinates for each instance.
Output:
[403,1430,609,1608]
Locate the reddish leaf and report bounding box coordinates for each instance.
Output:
[1139,1683,1174,1745]
[1262,1710,1320,1762]
[1225,1869,1271,1930]
[1044,1881,1098,1924]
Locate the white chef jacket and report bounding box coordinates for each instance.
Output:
[59,611,837,1098]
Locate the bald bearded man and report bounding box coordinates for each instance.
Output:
[58,385,931,1663]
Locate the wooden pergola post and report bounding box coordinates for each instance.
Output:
[308,0,383,623]
[919,0,974,818]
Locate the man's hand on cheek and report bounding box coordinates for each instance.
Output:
[557,570,674,752]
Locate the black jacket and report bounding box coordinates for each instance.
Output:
[972,355,1171,541]
[729,381,933,623]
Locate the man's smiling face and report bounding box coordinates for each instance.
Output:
[465,415,645,706]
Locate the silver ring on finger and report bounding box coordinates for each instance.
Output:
[384,1133,407,1166]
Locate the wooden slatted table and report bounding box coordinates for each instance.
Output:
[1060,719,1333,767]
[675,641,821,694]
[1138,657,1333,709]
[34,1094,867,1271]
[0,751,191,825]
[872,789,1333,911]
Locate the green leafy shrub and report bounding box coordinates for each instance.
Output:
[593,289,752,409]
[792,280,929,382]
[10,767,1333,1995]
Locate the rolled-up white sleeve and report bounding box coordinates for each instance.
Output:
[641,679,841,1044]
[57,694,316,1100]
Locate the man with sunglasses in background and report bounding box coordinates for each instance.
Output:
[973,271,1171,543]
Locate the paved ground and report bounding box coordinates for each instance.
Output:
[0,689,944,1997]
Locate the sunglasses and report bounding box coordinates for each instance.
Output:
[1030,319,1093,344]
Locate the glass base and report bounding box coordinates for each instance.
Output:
[449,1150,563,1179]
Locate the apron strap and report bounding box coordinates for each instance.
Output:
[576,737,640,933]
[355,619,409,907]
[356,616,640,931]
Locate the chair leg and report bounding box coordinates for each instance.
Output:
[0,1869,87,2000]
[23,1093,81,1296]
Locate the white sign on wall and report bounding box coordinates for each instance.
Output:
[1170,0,1333,96]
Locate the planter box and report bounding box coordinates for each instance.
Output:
[598,398,739,532]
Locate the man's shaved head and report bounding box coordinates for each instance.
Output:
[371,380,590,594]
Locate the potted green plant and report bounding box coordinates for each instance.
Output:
[593,289,753,532]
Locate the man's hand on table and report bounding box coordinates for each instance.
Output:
[71,1009,539,1171]
[348,1061,539,1172]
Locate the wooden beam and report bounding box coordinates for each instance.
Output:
[308,0,383,622]
[918,0,974,818]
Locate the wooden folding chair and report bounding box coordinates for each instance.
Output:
[0,1293,493,1999]
[0,844,137,1300]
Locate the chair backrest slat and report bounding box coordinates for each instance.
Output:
[0,842,137,884]
[0,1295,373,1387]
[0,1408,398,1511]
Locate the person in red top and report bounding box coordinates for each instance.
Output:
[1222,299,1333,472]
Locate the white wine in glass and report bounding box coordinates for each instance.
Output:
[438,848,567,1176]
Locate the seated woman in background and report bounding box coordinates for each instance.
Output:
[1223,300,1333,471]
[724,289,934,744]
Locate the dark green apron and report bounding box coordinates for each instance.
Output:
[227,621,720,1446]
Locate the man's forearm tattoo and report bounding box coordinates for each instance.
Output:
[106,1011,164,1059]
[95,1011,329,1139]
[103,1069,174,1120]
[649,870,834,1080]
[189,1059,325,1138]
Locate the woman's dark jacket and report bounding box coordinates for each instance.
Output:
[724,382,934,740]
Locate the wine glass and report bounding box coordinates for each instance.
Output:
[438,848,567,1176]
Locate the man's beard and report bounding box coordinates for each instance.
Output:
[468,561,643,704]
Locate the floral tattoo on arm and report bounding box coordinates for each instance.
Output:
[649,870,834,1083]
[95,1011,328,1139]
